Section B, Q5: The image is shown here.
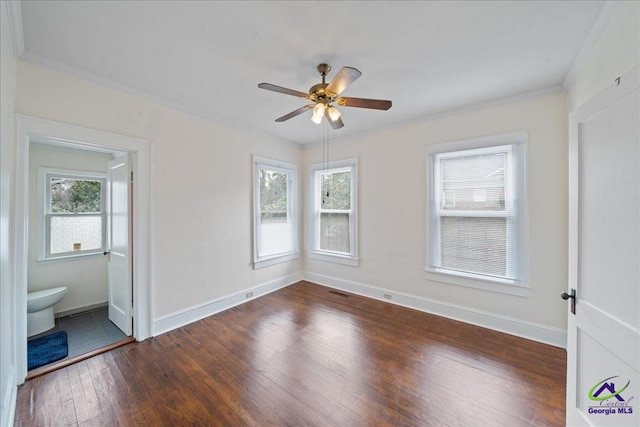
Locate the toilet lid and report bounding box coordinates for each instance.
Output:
[27,286,68,301]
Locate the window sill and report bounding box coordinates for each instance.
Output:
[254,253,298,270]
[309,252,359,267]
[424,267,530,297]
[37,252,106,263]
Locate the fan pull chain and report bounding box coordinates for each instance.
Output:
[324,120,333,202]
[323,120,331,203]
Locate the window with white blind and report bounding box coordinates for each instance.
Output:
[310,159,358,266]
[425,131,529,296]
[253,156,298,269]
[38,168,107,260]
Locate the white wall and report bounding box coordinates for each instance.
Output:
[15,62,303,320]
[303,92,569,336]
[0,0,17,424]
[28,142,112,314]
[567,1,640,111]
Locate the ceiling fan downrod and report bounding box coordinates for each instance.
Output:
[310,63,332,101]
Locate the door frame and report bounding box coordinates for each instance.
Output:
[13,115,152,384]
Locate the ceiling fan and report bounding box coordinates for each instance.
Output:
[258,63,392,129]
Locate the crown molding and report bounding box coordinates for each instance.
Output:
[562,1,623,89]
[302,84,565,150]
[5,0,24,57]
[19,51,305,149]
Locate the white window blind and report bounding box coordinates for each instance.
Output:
[426,132,528,292]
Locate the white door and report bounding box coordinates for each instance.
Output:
[107,155,132,336]
[566,66,639,425]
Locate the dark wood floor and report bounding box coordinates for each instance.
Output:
[15,281,567,426]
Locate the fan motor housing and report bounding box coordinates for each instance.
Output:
[309,83,330,101]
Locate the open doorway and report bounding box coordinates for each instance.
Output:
[25,141,130,374]
[14,115,152,383]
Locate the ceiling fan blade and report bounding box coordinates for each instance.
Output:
[258,83,309,98]
[275,104,314,122]
[325,67,362,97]
[324,110,344,129]
[336,97,392,110]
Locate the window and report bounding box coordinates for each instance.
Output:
[253,156,298,268]
[38,168,107,260]
[310,159,358,266]
[426,131,528,296]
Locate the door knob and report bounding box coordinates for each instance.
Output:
[560,291,574,300]
[561,288,576,315]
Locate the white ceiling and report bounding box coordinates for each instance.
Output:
[18,1,605,145]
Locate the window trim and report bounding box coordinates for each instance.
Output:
[425,131,529,296]
[309,158,359,266]
[252,155,299,269]
[37,167,107,261]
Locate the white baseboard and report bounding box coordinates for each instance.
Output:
[152,272,303,336]
[1,367,17,427]
[150,270,567,348]
[304,272,567,348]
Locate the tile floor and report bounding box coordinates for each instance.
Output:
[28,307,128,369]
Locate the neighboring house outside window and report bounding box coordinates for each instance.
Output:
[425,131,529,296]
[310,158,358,267]
[37,167,107,260]
[253,156,299,269]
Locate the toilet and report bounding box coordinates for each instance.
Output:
[27,287,68,337]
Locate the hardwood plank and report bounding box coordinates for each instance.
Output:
[169,322,330,425]
[55,368,76,421]
[100,349,166,426]
[65,361,100,424]
[15,281,566,426]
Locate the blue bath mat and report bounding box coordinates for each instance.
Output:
[27,331,68,370]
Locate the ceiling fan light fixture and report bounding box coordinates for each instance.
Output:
[311,113,323,124]
[327,105,341,122]
[311,103,326,124]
